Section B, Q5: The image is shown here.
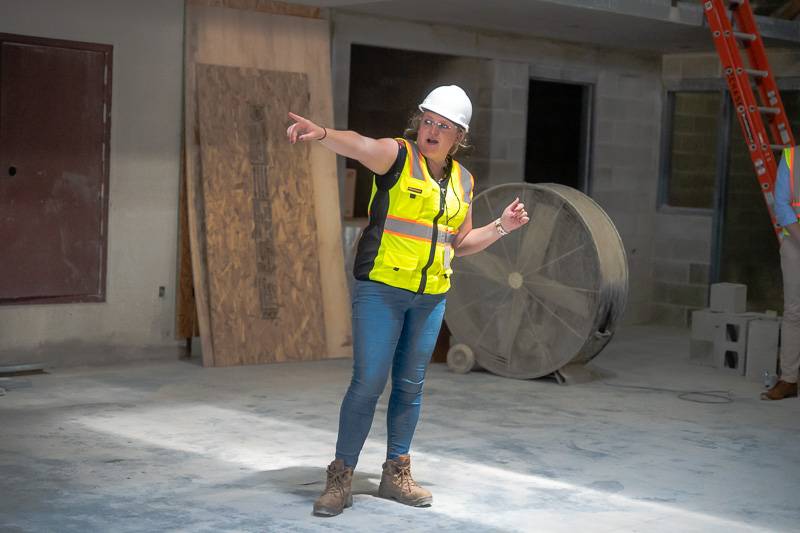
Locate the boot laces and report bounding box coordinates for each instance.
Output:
[324,466,348,496]
[395,464,418,492]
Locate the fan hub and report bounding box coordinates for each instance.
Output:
[508,271,523,289]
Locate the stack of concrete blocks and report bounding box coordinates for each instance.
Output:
[690,283,780,382]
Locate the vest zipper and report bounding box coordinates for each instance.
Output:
[417,182,447,294]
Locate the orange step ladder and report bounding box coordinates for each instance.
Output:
[701,0,795,238]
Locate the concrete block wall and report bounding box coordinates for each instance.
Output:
[436,57,495,191]
[651,213,712,325]
[484,61,528,190]
[331,12,664,324]
[591,68,663,323]
[658,50,800,326]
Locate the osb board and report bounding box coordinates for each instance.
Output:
[187,0,320,18]
[185,4,351,366]
[196,64,325,364]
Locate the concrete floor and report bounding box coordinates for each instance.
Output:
[0,325,798,532]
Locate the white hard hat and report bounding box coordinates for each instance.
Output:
[418,85,472,131]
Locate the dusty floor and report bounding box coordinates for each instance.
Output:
[0,325,798,532]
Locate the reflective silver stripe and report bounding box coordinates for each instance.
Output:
[457,163,473,203]
[444,245,452,271]
[385,217,455,244]
[406,141,426,181]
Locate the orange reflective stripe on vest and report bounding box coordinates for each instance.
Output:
[384,214,457,244]
[358,138,473,294]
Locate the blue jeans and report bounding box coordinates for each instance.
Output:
[335,280,446,468]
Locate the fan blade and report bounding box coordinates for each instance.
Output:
[515,201,561,272]
[524,272,594,318]
[456,251,509,285]
[498,288,529,364]
[523,283,584,339]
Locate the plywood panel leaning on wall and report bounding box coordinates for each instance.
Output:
[185,2,352,366]
[196,64,326,365]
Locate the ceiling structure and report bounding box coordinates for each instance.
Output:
[291,0,800,53]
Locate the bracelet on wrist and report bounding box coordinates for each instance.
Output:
[318,127,327,141]
[494,218,509,236]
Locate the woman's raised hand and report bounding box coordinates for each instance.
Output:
[286,112,326,144]
[500,197,530,233]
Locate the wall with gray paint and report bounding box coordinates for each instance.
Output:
[0,0,184,365]
[331,12,664,326]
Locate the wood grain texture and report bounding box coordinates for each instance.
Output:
[196,64,325,365]
[185,4,352,365]
[176,144,198,339]
[187,0,320,18]
[184,11,215,365]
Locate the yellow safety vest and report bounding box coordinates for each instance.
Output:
[782,146,800,237]
[354,138,474,294]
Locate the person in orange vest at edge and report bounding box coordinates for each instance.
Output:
[287,85,530,516]
[764,146,800,400]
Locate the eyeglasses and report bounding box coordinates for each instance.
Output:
[422,118,454,131]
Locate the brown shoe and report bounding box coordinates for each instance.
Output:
[378,454,432,507]
[761,380,798,401]
[313,459,353,517]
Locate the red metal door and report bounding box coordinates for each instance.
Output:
[0,34,112,304]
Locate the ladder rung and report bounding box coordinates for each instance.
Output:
[733,31,756,42]
[759,106,781,115]
[770,144,791,151]
[744,68,769,78]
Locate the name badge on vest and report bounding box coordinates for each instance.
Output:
[407,186,423,199]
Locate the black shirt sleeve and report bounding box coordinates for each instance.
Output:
[374,140,407,191]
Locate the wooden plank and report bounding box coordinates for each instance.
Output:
[184,12,216,366]
[176,143,198,340]
[196,64,326,364]
[177,154,201,339]
[187,0,320,18]
[185,4,352,364]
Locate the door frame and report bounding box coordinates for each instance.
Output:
[0,32,113,304]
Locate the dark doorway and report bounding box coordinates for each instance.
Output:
[525,79,589,191]
[347,44,489,218]
[0,33,112,304]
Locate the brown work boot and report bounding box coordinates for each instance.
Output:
[378,454,432,507]
[761,380,798,401]
[313,459,353,517]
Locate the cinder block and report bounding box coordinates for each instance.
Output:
[691,309,724,341]
[710,283,747,313]
[713,314,755,375]
[689,339,715,367]
[689,308,725,367]
[745,318,781,383]
[689,309,727,366]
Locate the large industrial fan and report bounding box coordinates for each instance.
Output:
[445,183,628,380]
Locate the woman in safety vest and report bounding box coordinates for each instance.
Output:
[287,85,529,517]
